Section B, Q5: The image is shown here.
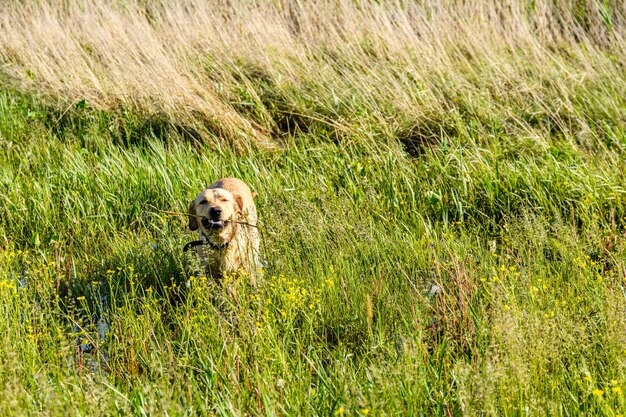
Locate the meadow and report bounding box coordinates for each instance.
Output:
[1,0,626,415]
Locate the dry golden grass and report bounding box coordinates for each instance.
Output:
[1,0,624,150]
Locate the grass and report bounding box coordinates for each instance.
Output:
[1,0,626,415]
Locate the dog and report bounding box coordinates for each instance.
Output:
[187,178,260,284]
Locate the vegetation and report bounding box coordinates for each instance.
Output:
[1,0,626,415]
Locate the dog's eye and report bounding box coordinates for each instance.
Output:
[198,200,209,205]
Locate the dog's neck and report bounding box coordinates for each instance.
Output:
[183,236,228,252]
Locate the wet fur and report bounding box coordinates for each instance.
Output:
[188,178,260,284]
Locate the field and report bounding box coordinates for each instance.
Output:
[1,0,626,415]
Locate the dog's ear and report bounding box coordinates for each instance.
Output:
[251,191,257,199]
[233,194,244,213]
[188,200,198,231]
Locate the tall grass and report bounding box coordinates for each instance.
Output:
[1,0,626,415]
[1,0,624,151]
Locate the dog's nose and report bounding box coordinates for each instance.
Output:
[209,207,222,220]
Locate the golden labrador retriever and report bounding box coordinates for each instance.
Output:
[187,178,260,284]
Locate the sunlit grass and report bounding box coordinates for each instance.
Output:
[1,84,626,413]
[1,0,626,415]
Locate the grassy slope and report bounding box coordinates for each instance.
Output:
[1,1,626,416]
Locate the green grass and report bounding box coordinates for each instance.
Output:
[1,1,626,414]
[1,85,626,415]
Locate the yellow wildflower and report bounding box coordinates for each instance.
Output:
[592,389,604,397]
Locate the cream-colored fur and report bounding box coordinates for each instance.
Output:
[188,178,260,284]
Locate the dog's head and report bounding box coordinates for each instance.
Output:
[188,188,244,242]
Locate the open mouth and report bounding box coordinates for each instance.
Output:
[201,218,226,230]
